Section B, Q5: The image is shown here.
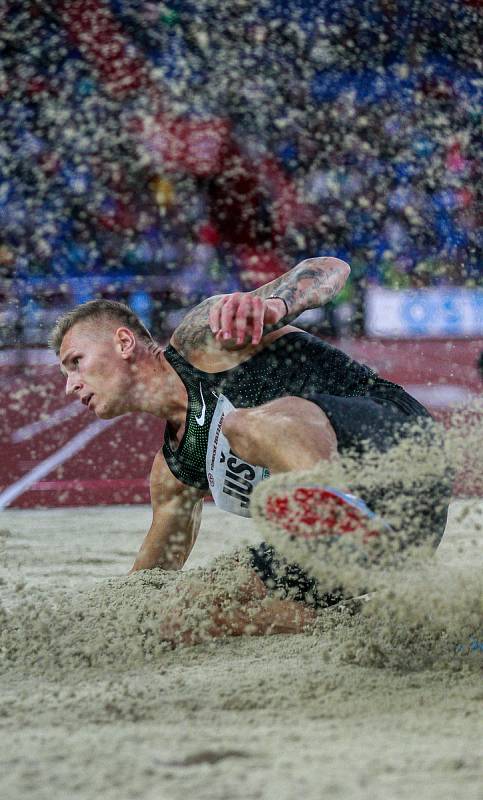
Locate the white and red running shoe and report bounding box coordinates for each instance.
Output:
[260,485,392,543]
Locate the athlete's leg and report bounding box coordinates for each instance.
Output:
[249,395,451,579]
[222,397,338,474]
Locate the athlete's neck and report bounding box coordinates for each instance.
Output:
[128,346,188,428]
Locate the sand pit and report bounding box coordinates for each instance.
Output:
[0,500,482,800]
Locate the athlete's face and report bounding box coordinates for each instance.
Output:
[59,322,135,419]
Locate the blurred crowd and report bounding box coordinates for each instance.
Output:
[0,0,480,341]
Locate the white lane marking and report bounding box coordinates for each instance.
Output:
[11,403,85,443]
[0,418,118,509]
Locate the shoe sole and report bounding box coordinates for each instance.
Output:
[263,485,390,543]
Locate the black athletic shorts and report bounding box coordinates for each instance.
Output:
[248,387,453,609]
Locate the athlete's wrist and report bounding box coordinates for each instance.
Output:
[267,296,289,318]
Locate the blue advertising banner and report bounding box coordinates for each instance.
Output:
[365,288,483,338]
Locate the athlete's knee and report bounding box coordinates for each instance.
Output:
[222,407,267,462]
[257,396,334,438]
[259,397,338,460]
[225,396,338,456]
[265,396,326,423]
[222,408,253,446]
[224,399,329,441]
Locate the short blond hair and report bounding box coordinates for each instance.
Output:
[49,299,154,355]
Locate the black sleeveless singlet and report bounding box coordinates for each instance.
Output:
[162,331,448,609]
[162,331,411,491]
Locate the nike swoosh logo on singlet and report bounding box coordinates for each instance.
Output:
[195,383,207,426]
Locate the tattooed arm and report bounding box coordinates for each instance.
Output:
[251,256,350,318]
[208,256,350,346]
[172,256,350,356]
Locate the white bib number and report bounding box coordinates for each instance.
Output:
[206,394,269,518]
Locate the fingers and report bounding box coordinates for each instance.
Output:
[219,294,240,341]
[210,293,266,346]
[248,296,264,345]
[208,296,225,337]
[233,294,257,345]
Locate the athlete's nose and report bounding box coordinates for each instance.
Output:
[65,373,82,397]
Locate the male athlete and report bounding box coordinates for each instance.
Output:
[52,256,451,645]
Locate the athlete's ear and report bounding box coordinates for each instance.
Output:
[115,327,136,359]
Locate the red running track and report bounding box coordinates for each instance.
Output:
[1,339,481,509]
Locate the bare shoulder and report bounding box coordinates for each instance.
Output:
[150,449,205,504]
[171,295,224,360]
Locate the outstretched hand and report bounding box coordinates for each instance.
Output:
[209,293,287,347]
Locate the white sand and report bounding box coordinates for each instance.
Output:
[0,500,482,800]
